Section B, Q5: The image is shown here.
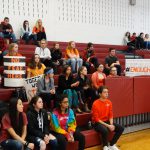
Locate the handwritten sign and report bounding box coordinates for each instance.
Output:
[24,75,43,101]
[4,56,26,87]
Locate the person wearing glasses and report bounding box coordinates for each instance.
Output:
[107,67,118,77]
[35,39,53,68]
[50,94,85,150]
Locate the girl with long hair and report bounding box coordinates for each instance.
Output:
[21,20,35,44]
[27,54,46,78]
[65,41,83,73]
[57,65,82,113]
[27,96,57,150]
[51,94,85,150]
[0,97,34,150]
[32,19,46,42]
[6,43,22,56]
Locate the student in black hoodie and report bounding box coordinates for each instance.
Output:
[26,96,58,150]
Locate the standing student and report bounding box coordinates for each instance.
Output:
[0,97,34,150]
[92,86,124,150]
[50,94,85,150]
[27,96,57,150]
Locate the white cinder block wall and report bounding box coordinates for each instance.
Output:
[0,0,150,45]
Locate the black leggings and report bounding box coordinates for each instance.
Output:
[93,122,124,146]
[52,130,85,150]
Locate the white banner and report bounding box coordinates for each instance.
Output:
[125,59,150,77]
[24,75,43,102]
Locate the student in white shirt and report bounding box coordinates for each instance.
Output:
[35,39,53,67]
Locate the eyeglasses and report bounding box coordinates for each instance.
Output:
[62,101,69,104]
[41,43,46,44]
[112,70,117,71]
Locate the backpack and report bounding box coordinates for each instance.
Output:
[13,87,28,102]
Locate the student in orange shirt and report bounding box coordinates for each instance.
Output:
[65,41,83,73]
[6,43,22,56]
[91,86,124,150]
[32,19,46,43]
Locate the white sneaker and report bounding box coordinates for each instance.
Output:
[103,146,109,150]
[108,144,119,150]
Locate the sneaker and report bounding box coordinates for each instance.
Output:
[108,144,119,150]
[103,146,109,150]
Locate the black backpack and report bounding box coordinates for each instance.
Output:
[13,87,28,102]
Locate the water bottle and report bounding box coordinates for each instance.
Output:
[88,121,92,129]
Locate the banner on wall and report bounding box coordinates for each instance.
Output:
[3,56,26,87]
[24,75,43,102]
[125,59,150,77]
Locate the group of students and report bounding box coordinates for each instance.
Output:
[123,31,150,51]
[0,86,124,150]
[0,17,46,45]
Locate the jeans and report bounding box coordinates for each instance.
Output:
[0,32,17,43]
[67,58,83,73]
[93,122,124,146]
[1,139,30,150]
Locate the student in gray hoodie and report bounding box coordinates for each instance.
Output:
[37,67,55,109]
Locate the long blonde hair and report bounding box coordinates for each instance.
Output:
[67,41,75,50]
[35,19,43,31]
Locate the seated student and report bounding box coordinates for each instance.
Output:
[6,43,22,56]
[0,17,17,43]
[21,20,36,44]
[35,39,53,67]
[123,32,131,45]
[104,48,121,76]
[32,19,46,42]
[27,54,46,78]
[65,41,83,73]
[91,64,106,101]
[92,86,124,150]
[75,66,92,112]
[83,42,98,73]
[37,67,55,109]
[130,32,137,42]
[50,42,64,73]
[26,96,57,150]
[91,64,106,90]
[136,32,145,49]
[0,97,34,150]
[50,94,85,150]
[144,34,150,49]
[57,65,82,113]
[107,67,118,77]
